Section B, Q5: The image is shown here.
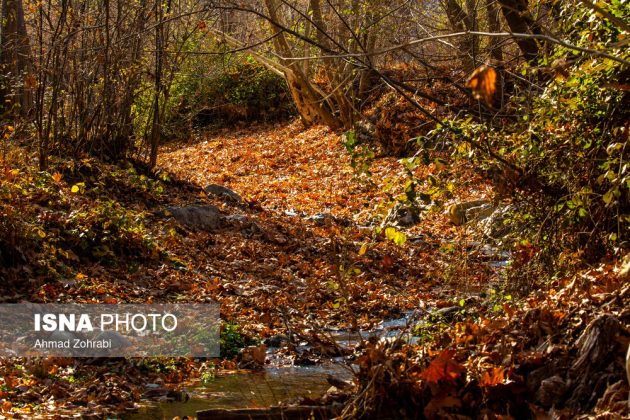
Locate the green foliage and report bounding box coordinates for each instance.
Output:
[211,56,289,111]
[63,199,156,259]
[220,321,258,359]
[0,156,169,285]
[405,1,628,288]
[132,47,295,141]
[384,227,407,246]
[486,288,512,314]
[343,130,375,178]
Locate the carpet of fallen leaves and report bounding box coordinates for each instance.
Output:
[0,119,628,418]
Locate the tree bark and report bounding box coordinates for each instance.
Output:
[486,0,503,62]
[149,0,164,169]
[0,0,33,117]
[264,0,341,129]
[444,0,477,72]
[497,0,539,61]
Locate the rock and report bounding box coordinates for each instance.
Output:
[306,213,334,226]
[447,200,491,226]
[326,374,353,390]
[224,214,249,223]
[384,202,423,227]
[479,204,513,239]
[224,214,265,238]
[204,184,243,204]
[537,375,567,407]
[433,306,460,321]
[466,202,494,222]
[166,205,223,230]
[143,387,189,402]
[237,344,267,369]
[94,331,132,349]
[263,334,290,348]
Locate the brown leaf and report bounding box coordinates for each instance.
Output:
[24,73,37,89]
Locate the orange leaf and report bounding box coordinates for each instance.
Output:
[419,349,465,383]
[2,400,11,412]
[24,73,37,89]
[466,65,497,106]
[52,172,63,183]
[480,366,506,387]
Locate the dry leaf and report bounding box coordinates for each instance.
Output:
[419,349,465,383]
[479,366,506,386]
[466,65,497,106]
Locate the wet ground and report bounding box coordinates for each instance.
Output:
[123,363,353,419]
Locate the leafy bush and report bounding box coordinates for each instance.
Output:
[132,49,295,141]
[220,321,259,359]
[406,2,629,289]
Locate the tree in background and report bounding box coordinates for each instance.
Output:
[0,0,33,117]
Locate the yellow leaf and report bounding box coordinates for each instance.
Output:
[71,184,80,193]
[359,243,368,256]
[35,228,46,238]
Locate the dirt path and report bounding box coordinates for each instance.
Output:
[160,121,400,220]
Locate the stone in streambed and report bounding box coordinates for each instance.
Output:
[166,205,223,230]
[204,184,243,204]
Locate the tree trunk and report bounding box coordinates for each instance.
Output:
[0,0,33,117]
[497,0,539,61]
[485,0,503,62]
[149,0,164,169]
[444,0,476,72]
[264,0,341,129]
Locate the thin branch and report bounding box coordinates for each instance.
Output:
[282,31,630,66]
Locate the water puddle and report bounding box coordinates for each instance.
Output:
[122,363,352,419]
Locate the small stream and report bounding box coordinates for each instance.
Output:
[122,248,510,419]
[122,363,353,420]
[121,315,416,420]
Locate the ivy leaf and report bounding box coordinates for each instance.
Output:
[603,189,615,206]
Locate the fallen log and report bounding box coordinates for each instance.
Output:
[197,404,342,420]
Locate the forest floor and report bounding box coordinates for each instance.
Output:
[0,120,628,418]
